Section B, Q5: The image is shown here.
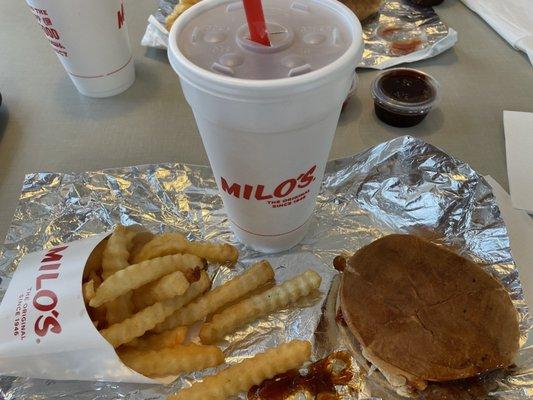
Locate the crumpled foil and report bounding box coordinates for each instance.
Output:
[0,135,531,399]
[360,0,458,69]
[141,0,457,69]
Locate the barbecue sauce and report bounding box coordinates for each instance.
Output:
[372,68,438,127]
[409,0,444,6]
[380,70,434,104]
[248,351,354,400]
[333,255,347,272]
[390,38,423,55]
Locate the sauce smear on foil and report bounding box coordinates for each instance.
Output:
[248,351,354,400]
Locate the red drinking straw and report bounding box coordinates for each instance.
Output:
[243,0,271,46]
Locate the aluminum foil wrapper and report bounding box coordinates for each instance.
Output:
[359,0,457,69]
[141,0,457,69]
[0,135,531,399]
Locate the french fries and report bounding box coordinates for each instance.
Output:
[99,272,210,348]
[88,304,108,329]
[88,270,102,287]
[152,261,274,332]
[81,225,324,394]
[89,254,203,308]
[82,280,96,304]
[119,344,224,378]
[133,270,191,310]
[165,0,200,31]
[125,326,188,350]
[169,340,312,400]
[133,232,238,265]
[83,238,107,280]
[129,230,155,264]
[199,270,322,344]
[106,293,135,324]
[101,226,137,323]
[102,225,136,279]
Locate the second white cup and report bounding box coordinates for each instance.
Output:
[26,0,135,98]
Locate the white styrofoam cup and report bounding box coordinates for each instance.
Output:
[168,0,363,252]
[25,0,135,98]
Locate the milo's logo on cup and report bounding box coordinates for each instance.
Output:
[220,165,317,209]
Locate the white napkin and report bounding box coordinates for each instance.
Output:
[141,15,169,49]
[503,111,533,214]
[460,0,533,66]
[485,176,533,313]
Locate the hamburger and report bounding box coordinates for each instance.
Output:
[340,234,520,397]
[340,0,382,21]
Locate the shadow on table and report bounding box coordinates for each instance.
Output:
[433,0,456,12]
[51,62,167,121]
[0,105,9,141]
[371,106,445,138]
[339,96,363,127]
[414,47,459,68]
[0,105,20,191]
[144,47,170,65]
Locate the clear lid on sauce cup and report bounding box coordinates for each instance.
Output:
[371,68,440,115]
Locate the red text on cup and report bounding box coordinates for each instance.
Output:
[220,165,317,201]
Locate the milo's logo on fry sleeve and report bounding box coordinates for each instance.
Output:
[220,165,317,209]
[33,245,68,338]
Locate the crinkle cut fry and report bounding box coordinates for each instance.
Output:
[99,272,210,348]
[102,225,135,280]
[106,293,135,324]
[199,270,322,344]
[169,340,312,400]
[101,226,137,322]
[83,238,107,280]
[129,230,155,264]
[152,260,274,332]
[90,254,202,308]
[133,232,238,265]
[132,270,190,309]
[82,280,96,304]
[165,0,200,31]
[119,344,224,377]
[124,326,188,350]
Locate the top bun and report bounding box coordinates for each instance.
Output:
[340,234,520,390]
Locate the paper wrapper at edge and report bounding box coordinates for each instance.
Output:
[0,233,157,384]
[0,135,531,399]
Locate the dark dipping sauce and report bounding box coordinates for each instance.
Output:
[372,68,438,128]
[333,255,347,272]
[381,70,434,103]
[409,0,444,6]
[248,351,355,400]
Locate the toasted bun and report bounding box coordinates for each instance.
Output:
[340,0,382,21]
[341,234,520,386]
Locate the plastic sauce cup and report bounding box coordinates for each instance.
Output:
[371,68,439,128]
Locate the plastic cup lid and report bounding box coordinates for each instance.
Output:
[176,0,355,80]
